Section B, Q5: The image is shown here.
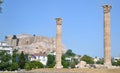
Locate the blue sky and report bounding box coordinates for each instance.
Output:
[0,0,120,57]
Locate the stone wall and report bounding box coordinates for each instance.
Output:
[5,34,66,54]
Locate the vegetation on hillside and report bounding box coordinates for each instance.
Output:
[0,49,120,71]
[81,55,94,64]
[46,55,56,68]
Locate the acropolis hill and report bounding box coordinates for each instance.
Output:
[5,34,66,54]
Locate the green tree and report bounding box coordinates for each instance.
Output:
[0,51,12,70]
[62,49,79,68]
[62,54,70,68]
[70,61,76,68]
[7,62,19,71]
[0,50,20,71]
[24,61,43,70]
[0,0,3,13]
[46,55,56,68]
[31,61,44,68]
[0,51,11,63]
[18,51,26,69]
[74,58,79,65]
[0,0,3,3]
[117,60,120,66]
[112,60,120,66]
[12,49,19,62]
[96,58,104,64]
[65,49,76,57]
[81,55,94,64]
[24,62,32,70]
[24,53,29,62]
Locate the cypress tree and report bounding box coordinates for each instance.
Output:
[18,51,26,69]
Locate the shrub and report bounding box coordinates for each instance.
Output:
[24,61,44,70]
[10,62,19,71]
[81,55,94,64]
[31,61,44,68]
[24,62,32,70]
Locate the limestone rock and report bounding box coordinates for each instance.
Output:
[75,61,87,68]
[5,34,66,54]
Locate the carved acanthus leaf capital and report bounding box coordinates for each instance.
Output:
[103,5,112,13]
[55,18,62,25]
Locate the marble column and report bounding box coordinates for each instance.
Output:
[103,5,112,67]
[54,18,63,68]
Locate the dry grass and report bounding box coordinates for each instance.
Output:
[29,68,120,73]
[0,68,119,73]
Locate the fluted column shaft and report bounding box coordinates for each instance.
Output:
[55,18,63,68]
[103,5,112,66]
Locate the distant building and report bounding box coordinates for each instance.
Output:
[29,52,48,66]
[65,55,81,62]
[0,41,13,55]
[65,57,72,62]
[47,51,56,55]
[74,55,81,61]
[0,41,13,63]
[113,57,120,62]
[94,57,100,64]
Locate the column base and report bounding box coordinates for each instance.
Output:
[104,62,112,68]
[54,64,63,69]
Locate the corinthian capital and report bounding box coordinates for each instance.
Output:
[56,18,62,25]
[103,5,112,13]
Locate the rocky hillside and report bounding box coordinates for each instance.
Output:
[5,34,66,54]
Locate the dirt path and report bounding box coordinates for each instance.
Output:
[27,68,120,73]
[0,68,120,73]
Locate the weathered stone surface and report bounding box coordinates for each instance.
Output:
[93,64,107,69]
[54,18,63,68]
[5,34,66,54]
[93,64,120,69]
[103,5,112,67]
[76,61,87,68]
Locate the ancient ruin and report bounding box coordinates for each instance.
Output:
[54,18,63,68]
[4,4,116,69]
[103,5,112,67]
[5,34,66,54]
